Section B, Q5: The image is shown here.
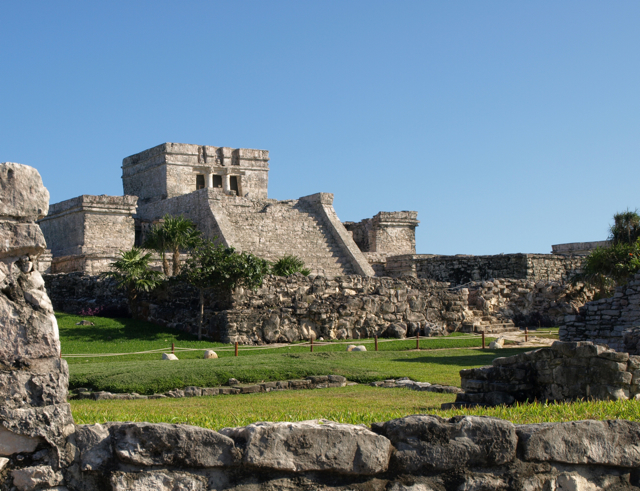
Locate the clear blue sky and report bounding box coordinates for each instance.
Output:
[2,2,638,255]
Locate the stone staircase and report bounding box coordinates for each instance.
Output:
[222,199,356,277]
[462,309,519,334]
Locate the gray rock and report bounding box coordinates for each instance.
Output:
[0,457,8,471]
[0,357,68,409]
[0,404,75,467]
[112,422,238,467]
[110,471,207,491]
[386,323,407,339]
[11,465,63,491]
[374,415,517,471]
[228,378,240,386]
[517,419,640,467]
[220,420,391,474]
[75,424,113,471]
[0,163,49,220]
[0,292,60,364]
[0,222,47,259]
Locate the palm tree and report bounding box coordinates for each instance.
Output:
[102,248,163,317]
[144,215,202,276]
[610,209,640,245]
[143,226,171,276]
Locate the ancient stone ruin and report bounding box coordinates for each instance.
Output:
[4,164,640,490]
[446,340,638,408]
[35,141,586,282]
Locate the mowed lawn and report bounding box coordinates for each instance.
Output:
[59,312,621,429]
[59,312,524,394]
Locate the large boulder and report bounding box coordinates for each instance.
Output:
[220,420,392,474]
[112,422,238,468]
[373,415,517,472]
[517,420,640,467]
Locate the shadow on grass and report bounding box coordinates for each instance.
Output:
[56,314,200,343]
[390,348,532,367]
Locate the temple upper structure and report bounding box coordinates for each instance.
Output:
[38,142,418,277]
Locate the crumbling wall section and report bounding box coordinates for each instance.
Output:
[448,341,639,408]
[561,272,640,351]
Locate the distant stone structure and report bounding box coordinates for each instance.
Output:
[36,141,588,283]
[551,240,610,255]
[38,195,137,274]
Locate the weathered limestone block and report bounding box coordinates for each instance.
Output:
[0,291,60,363]
[220,421,391,474]
[373,415,517,472]
[74,424,113,471]
[0,426,42,456]
[517,420,640,467]
[0,358,68,409]
[0,222,47,259]
[110,471,207,491]
[112,422,238,467]
[11,465,63,491]
[0,404,75,466]
[0,163,49,220]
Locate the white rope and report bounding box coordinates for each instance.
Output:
[61,330,558,358]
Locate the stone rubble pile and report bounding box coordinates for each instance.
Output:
[446,340,639,408]
[72,375,349,401]
[369,377,462,394]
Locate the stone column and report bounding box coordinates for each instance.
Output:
[222,174,231,193]
[206,173,214,188]
[0,162,74,483]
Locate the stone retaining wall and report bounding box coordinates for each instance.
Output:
[463,277,595,327]
[447,341,638,408]
[44,271,596,344]
[386,253,585,285]
[561,272,640,351]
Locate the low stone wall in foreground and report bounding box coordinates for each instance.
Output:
[5,415,640,490]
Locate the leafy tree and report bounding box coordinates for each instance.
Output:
[181,239,271,339]
[609,209,640,245]
[143,215,201,276]
[271,255,311,276]
[101,248,163,317]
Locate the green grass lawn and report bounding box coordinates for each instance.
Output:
[62,312,595,429]
[70,385,640,430]
[60,312,527,394]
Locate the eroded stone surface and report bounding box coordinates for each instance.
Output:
[111,471,207,491]
[75,424,113,471]
[11,465,63,491]
[0,163,49,221]
[517,420,640,467]
[112,422,237,467]
[0,425,42,456]
[373,415,517,472]
[0,291,60,364]
[0,404,75,466]
[220,420,391,474]
[0,357,68,409]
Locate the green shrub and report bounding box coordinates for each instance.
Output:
[271,255,311,276]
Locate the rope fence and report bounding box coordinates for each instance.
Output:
[60,329,558,359]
